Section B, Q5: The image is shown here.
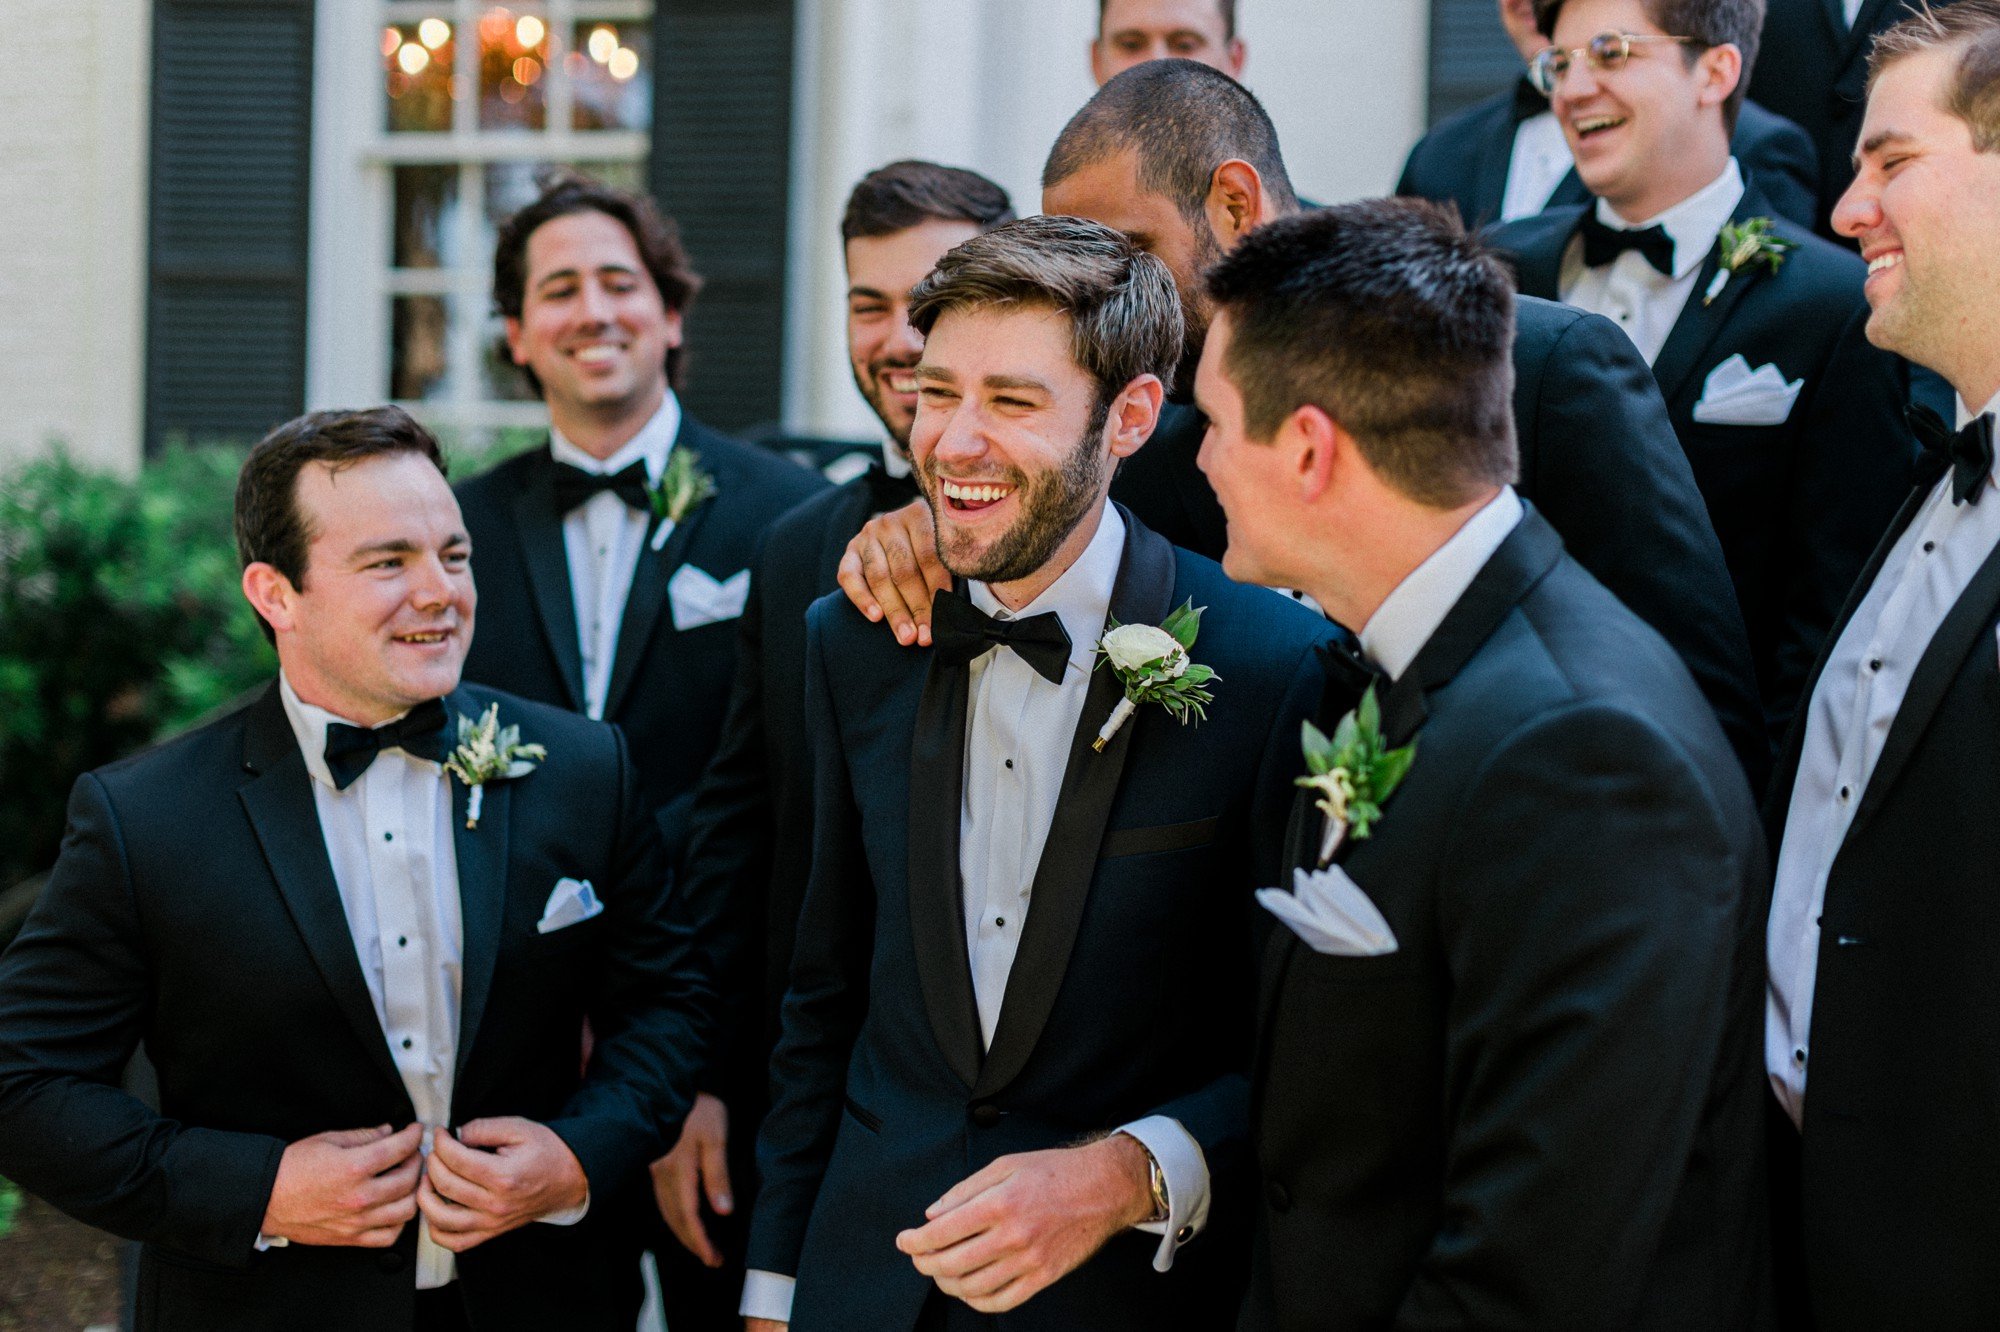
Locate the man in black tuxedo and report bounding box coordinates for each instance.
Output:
[742,216,1330,1330]
[454,172,825,867]
[643,161,1014,1331]
[0,409,712,1332]
[1488,0,1913,745]
[1211,201,1770,1332]
[1399,0,1817,229]
[1766,8,2000,1326]
[840,58,1767,783]
[1750,0,1964,237]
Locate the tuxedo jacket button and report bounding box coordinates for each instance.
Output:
[1265,1180,1291,1212]
[969,1103,1002,1128]
[378,1251,406,1274]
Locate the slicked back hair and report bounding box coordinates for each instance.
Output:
[908,215,1183,425]
[235,407,448,641]
[1870,0,2000,152]
[1096,0,1239,41]
[1203,199,1518,510]
[491,168,702,394]
[1043,58,1297,225]
[1533,0,1764,131]
[841,160,1016,242]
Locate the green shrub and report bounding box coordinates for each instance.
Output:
[0,445,275,893]
[0,1176,19,1237]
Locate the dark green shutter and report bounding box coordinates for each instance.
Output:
[649,0,795,435]
[1428,0,1521,126]
[146,0,315,455]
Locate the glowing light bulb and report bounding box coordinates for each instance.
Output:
[608,46,639,81]
[515,14,544,48]
[398,41,431,75]
[513,55,542,85]
[382,26,402,58]
[588,26,619,63]
[418,18,451,49]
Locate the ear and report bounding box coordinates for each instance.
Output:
[1223,38,1247,79]
[1285,404,1344,504]
[504,315,528,366]
[662,306,686,350]
[242,562,301,637]
[1106,374,1166,460]
[1697,42,1743,112]
[1089,37,1112,87]
[1205,160,1268,250]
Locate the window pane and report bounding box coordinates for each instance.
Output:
[478,6,550,133]
[385,19,456,133]
[391,295,451,399]
[569,20,653,131]
[393,166,460,269]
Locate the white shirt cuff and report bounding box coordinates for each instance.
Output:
[1117,1115,1211,1273]
[537,1190,590,1226]
[253,1233,289,1252]
[740,1269,796,1322]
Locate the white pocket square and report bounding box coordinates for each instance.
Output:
[537,877,603,934]
[668,565,751,631]
[1255,866,1398,957]
[1691,354,1803,426]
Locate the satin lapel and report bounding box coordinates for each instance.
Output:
[974,512,1176,1099]
[908,651,982,1090]
[1470,104,1524,223]
[1546,167,1592,211]
[447,689,513,1081]
[510,451,586,711]
[818,480,880,589]
[602,488,710,721]
[1650,193,1765,408]
[1819,0,1850,45]
[1850,532,2000,834]
[1504,209,1578,301]
[236,686,407,1097]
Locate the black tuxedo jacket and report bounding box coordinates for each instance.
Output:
[1116,297,1764,782]
[1750,0,1963,238]
[1491,184,1913,745]
[1397,79,1817,231]
[746,511,1330,1330]
[1244,508,1771,1331]
[454,415,827,861]
[1763,471,2000,1330]
[0,683,712,1332]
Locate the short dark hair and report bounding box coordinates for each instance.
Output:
[1534,0,1763,130]
[491,168,702,394]
[1871,0,2000,152]
[1043,58,1297,225]
[1203,199,1518,509]
[841,160,1015,243]
[1096,0,1238,41]
[235,407,448,640]
[909,215,1183,420]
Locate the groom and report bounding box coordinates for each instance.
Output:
[741,216,1329,1330]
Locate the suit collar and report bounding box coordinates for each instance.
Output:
[1360,488,1524,683]
[508,450,587,710]
[547,390,681,485]
[1649,178,1779,407]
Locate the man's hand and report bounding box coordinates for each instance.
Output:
[837,498,950,647]
[744,1320,787,1332]
[417,1116,589,1254]
[894,1135,1154,1313]
[651,1091,735,1266]
[260,1122,424,1248]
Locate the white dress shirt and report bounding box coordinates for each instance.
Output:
[1559,158,1746,366]
[264,678,582,1287]
[1843,0,1866,27]
[1766,390,2000,1126]
[550,392,681,719]
[739,505,1206,1322]
[1501,109,1576,223]
[1360,488,1526,681]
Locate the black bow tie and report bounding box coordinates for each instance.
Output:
[930,589,1073,685]
[1578,211,1677,276]
[552,460,652,515]
[323,698,450,791]
[1316,633,1386,717]
[1909,404,1996,506]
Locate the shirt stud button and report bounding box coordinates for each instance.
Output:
[397,936,408,948]
[1839,785,1852,800]
[1869,659,1882,672]
[1924,541,1936,553]
[383,831,393,841]
[1794,1048,1806,1064]
[401,1038,413,1050]
[995,917,1005,928]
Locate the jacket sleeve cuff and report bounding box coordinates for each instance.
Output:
[1117,1115,1211,1273]
[740,1269,796,1322]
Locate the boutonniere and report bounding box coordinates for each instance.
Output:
[647,448,718,551]
[443,703,546,828]
[1296,685,1416,866]
[1090,599,1219,753]
[1703,218,1798,306]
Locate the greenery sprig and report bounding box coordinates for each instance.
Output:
[1297,684,1416,862]
[1704,217,1797,305]
[443,704,546,828]
[1090,599,1219,753]
[648,447,718,550]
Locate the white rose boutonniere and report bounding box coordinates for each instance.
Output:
[1297,684,1416,866]
[1090,599,1219,753]
[647,447,719,551]
[443,703,547,829]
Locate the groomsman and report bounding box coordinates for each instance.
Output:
[1398,0,1817,228]
[1091,0,1246,83]
[842,58,1768,784]
[644,160,1014,1330]
[454,172,825,865]
[1766,6,2000,1326]
[0,409,713,1331]
[1209,201,1770,1331]
[1488,0,1914,742]
[743,217,1330,1330]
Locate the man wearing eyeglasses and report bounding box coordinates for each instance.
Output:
[1488,0,1915,750]
[1397,0,1817,229]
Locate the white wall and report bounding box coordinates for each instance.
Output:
[781,0,1429,439]
[0,0,151,471]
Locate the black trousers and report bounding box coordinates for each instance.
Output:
[414,1284,472,1332]
[914,1291,999,1332]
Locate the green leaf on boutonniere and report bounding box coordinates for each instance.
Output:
[443,703,547,828]
[1297,683,1416,855]
[1704,217,1798,305]
[1090,599,1220,752]
[647,448,718,549]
